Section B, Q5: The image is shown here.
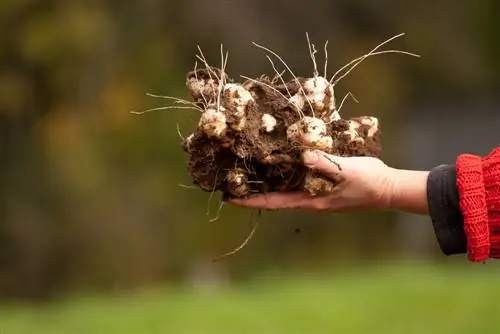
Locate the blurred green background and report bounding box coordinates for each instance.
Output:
[1,0,500,333]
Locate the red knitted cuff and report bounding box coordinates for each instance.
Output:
[482,148,500,259]
[456,154,489,262]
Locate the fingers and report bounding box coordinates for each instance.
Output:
[303,150,343,180]
[229,192,308,210]
[228,192,330,211]
[227,150,345,212]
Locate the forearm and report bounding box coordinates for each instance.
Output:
[387,164,467,255]
[388,169,430,215]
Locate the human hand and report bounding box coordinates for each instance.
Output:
[228,150,398,212]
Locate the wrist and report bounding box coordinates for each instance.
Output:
[386,167,430,214]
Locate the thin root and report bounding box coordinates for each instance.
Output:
[176,123,185,141]
[206,167,220,217]
[130,106,201,115]
[179,183,198,189]
[263,55,304,118]
[337,92,358,113]
[332,50,420,86]
[213,210,261,262]
[240,75,290,105]
[305,32,319,77]
[216,44,226,112]
[271,69,287,83]
[265,55,292,97]
[330,33,420,85]
[326,92,358,124]
[323,40,329,78]
[208,200,225,223]
[194,61,209,107]
[330,33,406,83]
[196,46,219,100]
[252,41,315,117]
[146,93,204,111]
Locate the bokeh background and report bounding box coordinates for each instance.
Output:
[1,0,500,333]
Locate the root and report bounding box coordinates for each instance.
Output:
[196,46,220,82]
[329,33,420,85]
[263,55,304,118]
[206,167,220,217]
[216,44,229,112]
[176,123,185,141]
[196,46,219,99]
[240,75,290,103]
[305,32,319,77]
[193,61,209,107]
[332,50,420,86]
[337,92,359,113]
[323,40,329,78]
[208,199,225,223]
[272,69,287,83]
[146,93,204,111]
[265,55,292,98]
[213,210,261,262]
[252,41,315,117]
[130,105,201,115]
[178,183,198,189]
[326,92,358,124]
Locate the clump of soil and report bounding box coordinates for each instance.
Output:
[182,67,381,198]
[173,34,418,199]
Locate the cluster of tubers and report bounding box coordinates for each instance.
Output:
[182,67,382,197]
[164,34,418,199]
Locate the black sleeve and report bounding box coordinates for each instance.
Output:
[426,164,467,255]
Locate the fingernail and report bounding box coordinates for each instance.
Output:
[303,150,319,165]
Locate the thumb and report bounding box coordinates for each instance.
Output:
[302,150,343,179]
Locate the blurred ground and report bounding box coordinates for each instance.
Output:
[2,0,500,332]
[1,264,499,333]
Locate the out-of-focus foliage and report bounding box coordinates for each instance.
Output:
[1,0,499,300]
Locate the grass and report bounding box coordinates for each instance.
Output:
[0,263,499,334]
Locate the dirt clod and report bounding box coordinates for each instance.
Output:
[181,66,382,199]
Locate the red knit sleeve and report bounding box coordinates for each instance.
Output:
[483,148,500,259]
[456,147,500,262]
